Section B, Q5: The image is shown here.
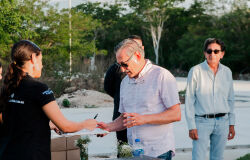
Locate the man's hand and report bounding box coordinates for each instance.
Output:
[97,122,110,131]
[96,122,110,137]
[123,112,145,128]
[228,125,235,140]
[189,129,199,140]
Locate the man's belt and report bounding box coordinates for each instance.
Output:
[196,113,226,118]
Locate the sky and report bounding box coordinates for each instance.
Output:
[49,0,250,16]
[49,0,194,10]
[50,0,116,10]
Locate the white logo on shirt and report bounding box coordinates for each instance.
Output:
[9,99,24,104]
[42,89,53,95]
[9,93,24,104]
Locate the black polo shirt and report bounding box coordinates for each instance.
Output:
[0,75,55,160]
[104,64,127,143]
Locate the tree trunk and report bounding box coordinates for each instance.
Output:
[150,17,164,65]
[89,31,98,71]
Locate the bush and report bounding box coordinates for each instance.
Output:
[75,136,91,160]
[237,153,250,160]
[62,99,71,107]
[117,141,133,158]
[179,89,186,104]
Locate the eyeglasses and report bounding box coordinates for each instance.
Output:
[116,54,134,68]
[206,49,221,54]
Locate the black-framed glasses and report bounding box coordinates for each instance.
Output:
[206,49,221,54]
[116,54,134,68]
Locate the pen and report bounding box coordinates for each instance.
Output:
[94,113,98,119]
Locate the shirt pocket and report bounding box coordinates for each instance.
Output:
[139,91,161,114]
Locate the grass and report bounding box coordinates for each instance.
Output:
[237,153,250,160]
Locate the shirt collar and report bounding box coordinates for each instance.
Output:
[203,60,222,73]
[128,59,152,83]
[137,59,152,79]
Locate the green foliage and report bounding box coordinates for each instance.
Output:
[0,0,27,59]
[178,89,186,96]
[62,99,70,107]
[160,1,206,68]
[237,153,250,160]
[76,136,91,160]
[117,141,133,158]
[170,4,250,73]
[74,2,142,62]
[179,89,186,104]
[217,7,250,73]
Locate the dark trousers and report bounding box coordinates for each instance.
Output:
[116,129,127,143]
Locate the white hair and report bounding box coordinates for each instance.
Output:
[114,38,144,57]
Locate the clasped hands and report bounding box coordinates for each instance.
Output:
[122,112,145,128]
[50,112,145,136]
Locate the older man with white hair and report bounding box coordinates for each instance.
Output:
[98,39,181,160]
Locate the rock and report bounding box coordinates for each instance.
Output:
[64,86,78,93]
[57,89,113,108]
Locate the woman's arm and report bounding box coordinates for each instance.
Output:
[42,101,97,133]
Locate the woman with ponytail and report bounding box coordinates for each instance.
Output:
[0,40,97,160]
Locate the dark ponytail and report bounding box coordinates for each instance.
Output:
[0,40,41,112]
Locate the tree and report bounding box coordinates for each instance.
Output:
[217,7,250,73]
[71,9,104,71]
[74,2,143,63]
[0,0,29,60]
[126,0,184,64]
[160,1,207,69]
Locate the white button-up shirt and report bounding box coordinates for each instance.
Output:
[119,60,180,157]
[185,60,235,130]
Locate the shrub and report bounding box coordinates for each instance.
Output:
[62,99,71,107]
[237,153,250,160]
[117,141,133,158]
[75,136,91,160]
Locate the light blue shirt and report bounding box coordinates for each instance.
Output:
[185,60,235,130]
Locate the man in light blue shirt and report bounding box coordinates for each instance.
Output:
[185,38,235,160]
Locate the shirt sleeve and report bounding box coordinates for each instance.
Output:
[35,83,55,107]
[228,70,235,125]
[185,68,197,130]
[160,70,180,109]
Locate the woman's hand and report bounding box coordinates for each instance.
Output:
[49,121,61,135]
[83,119,97,131]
